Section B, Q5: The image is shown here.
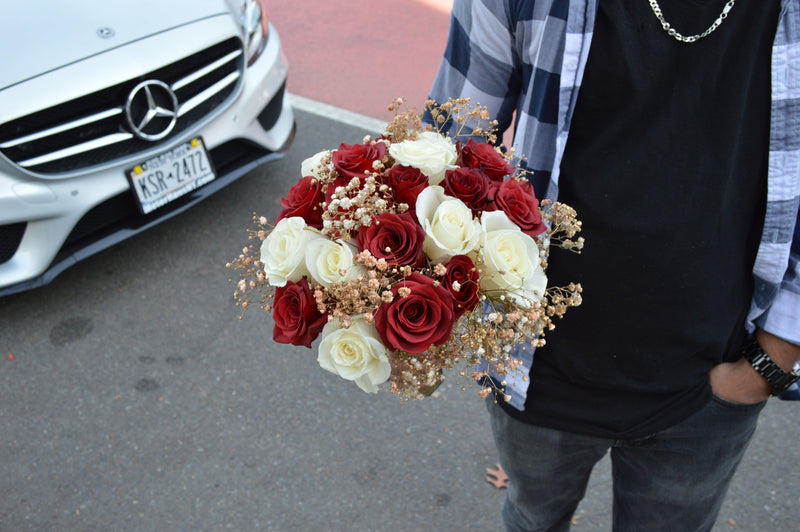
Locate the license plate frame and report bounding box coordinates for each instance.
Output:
[127,137,217,215]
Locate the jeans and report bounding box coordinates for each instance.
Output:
[487,393,765,532]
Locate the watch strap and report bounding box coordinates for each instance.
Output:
[742,339,800,397]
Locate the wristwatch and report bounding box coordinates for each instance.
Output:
[742,338,800,397]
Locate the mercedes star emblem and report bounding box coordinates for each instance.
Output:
[125,80,179,141]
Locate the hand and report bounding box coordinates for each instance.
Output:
[709,358,771,405]
[709,329,800,404]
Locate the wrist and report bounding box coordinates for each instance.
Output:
[742,335,800,397]
[755,329,800,371]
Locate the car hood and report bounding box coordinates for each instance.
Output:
[0,1,232,90]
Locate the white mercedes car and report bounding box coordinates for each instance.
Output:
[0,0,295,296]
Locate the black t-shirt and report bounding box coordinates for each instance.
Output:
[502,0,778,439]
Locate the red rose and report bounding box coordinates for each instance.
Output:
[275,176,325,229]
[442,255,480,318]
[332,142,387,180]
[357,212,426,267]
[493,178,546,236]
[459,139,515,182]
[374,273,455,354]
[272,278,327,348]
[442,167,493,214]
[326,142,387,210]
[381,164,428,210]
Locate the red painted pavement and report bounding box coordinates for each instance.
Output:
[268,0,454,123]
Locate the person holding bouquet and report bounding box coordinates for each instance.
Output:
[427,0,800,530]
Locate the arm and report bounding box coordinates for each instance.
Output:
[710,329,800,404]
[713,210,800,402]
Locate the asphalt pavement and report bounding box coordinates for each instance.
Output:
[1,107,798,531]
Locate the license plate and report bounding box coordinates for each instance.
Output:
[127,137,216,214]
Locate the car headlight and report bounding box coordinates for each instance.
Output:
[230,0,269,66]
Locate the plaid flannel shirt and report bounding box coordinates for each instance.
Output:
[428,0,800,407]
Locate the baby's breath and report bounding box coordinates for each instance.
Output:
[228,98,584,402]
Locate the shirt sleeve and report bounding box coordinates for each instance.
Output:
[750,4,800,348]
[427,0,522,137]
[755,207,800,346]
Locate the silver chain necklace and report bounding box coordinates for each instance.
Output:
[648,0,736,43]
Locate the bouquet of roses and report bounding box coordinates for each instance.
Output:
[229,98,583,401]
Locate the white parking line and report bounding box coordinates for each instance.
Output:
[288,93,387,134]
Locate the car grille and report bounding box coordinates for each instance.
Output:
[0,38,244,175]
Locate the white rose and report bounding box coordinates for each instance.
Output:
[480,211,547,307]
[305,238,365,288]
[260,217,315,286]
[300,149,331,178]
[317,317,392,393]
[416,186,482,262]
[388,131,458,185]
